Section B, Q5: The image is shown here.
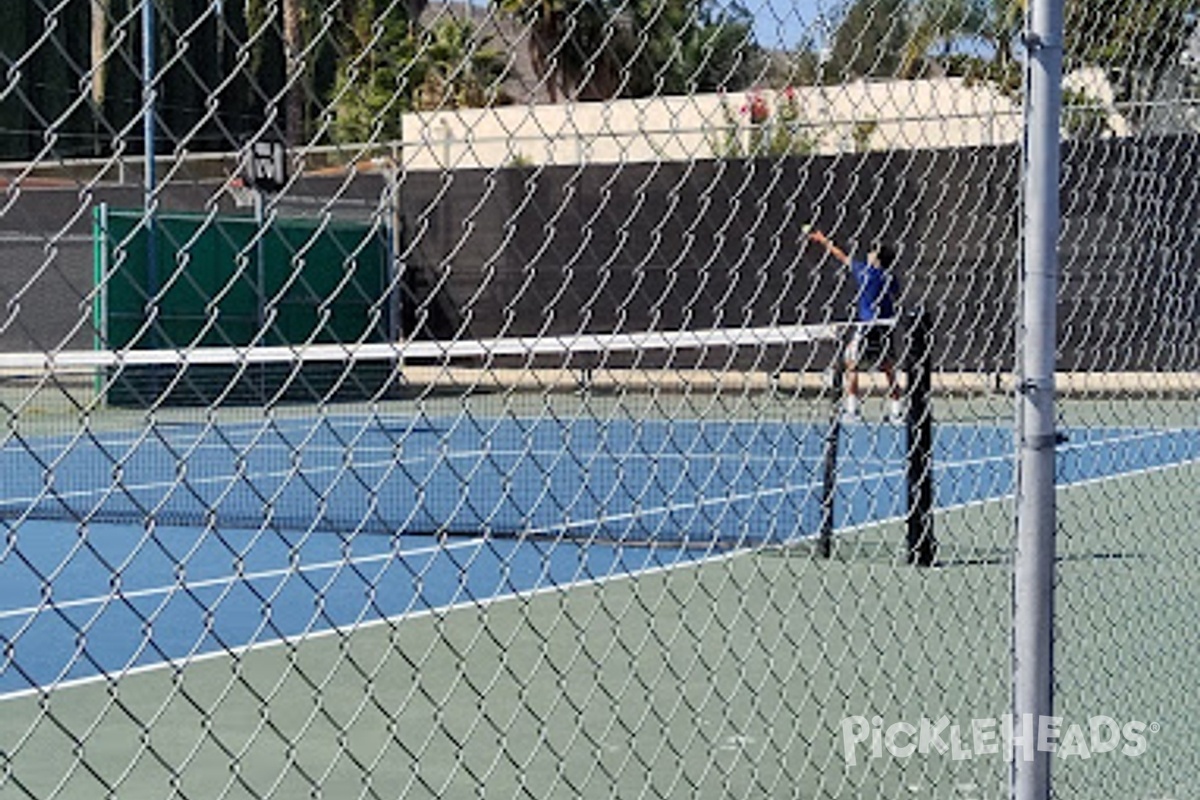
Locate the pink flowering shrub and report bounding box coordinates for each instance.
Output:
[716,87,822,158]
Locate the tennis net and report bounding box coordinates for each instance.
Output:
[0,319,932,551]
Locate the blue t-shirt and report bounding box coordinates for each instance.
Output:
[850,259,898,322]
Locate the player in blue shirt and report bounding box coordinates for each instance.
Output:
[807,228,903,423]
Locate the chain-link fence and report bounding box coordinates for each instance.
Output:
[1,1,1198,798]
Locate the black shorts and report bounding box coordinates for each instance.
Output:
[847,325,893,367]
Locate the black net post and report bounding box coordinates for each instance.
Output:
[817,333,845,559]
[904,310,936,566]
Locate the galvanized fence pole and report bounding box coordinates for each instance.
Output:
[1014,0,1065,797]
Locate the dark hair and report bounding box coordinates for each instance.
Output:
[871,241,896,268]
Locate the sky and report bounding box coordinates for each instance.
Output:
[746,0,1007,61]
[744,0,830,50]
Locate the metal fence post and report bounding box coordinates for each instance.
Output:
[1014,0,1065,797]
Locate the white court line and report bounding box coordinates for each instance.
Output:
[0,537,489,624]
[0,540,737,702]
[0,464,881,626]
[2,424,1190,700]
[833,433,1200,540]
[5,438,1193,703]
[2,422,1184,555]
[1,424,1185,527]
[0,456,899,701]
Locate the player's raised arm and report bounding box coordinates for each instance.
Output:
[806,228,850,266]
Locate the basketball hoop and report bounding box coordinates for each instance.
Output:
[240,139,288,194]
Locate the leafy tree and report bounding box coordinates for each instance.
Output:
[331,13,420,143]
[1,0,112,157]
[621,0,760,96]
[495,0,761,102]
[900,0,1023,91]
[685,7,761,92]
[1065,0,1197,129]
[900,0,1196,131]
[495,0,610,101]
[900,0,1008,77]
[824,0,911,81]
[240,0,361,145]
[257,0,434,145]
[331,16,507,143]
[409,17,510,109]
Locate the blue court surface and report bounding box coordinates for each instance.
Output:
[2,413,1198,696]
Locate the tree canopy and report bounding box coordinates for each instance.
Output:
[825,0,912,80]
[1065,0,1197,124]
[493,0,761,101]
[809,0,1196,132]
[0,0,1194,159]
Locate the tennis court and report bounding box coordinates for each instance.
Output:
[0,0,1197,795]
[3,378,1199,798]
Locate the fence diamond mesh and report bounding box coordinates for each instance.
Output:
[0,0,1198,798]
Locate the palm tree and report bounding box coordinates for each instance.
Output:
[1065,0,1197,130]
[330,14,506,142]
[90,0,111,108]
[826,0,911,80]
[282,0,304,144]
[495,0,622,101]
[245,0,326,145]
[899,0,1022,84]
[496,0,566,101]
[900,0,990,76]
[242,0,373,145]
[621,0,758,97]
[411,17,509,109]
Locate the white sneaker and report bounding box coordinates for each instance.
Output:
[886,408,907,425]
[840,409,863,425]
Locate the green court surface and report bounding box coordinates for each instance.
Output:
[2,458,1196,799]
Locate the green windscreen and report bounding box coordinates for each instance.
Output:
[93,206,396,405]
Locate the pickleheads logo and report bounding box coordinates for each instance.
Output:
[841,714,1156,766]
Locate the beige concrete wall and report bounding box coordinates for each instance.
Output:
[397,78,1025,171]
